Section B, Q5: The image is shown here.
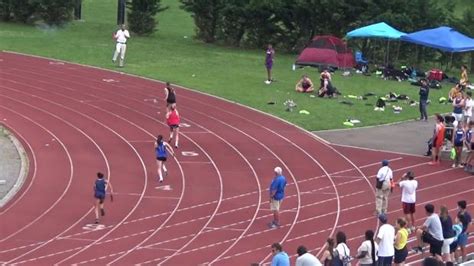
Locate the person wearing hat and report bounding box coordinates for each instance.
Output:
[375,160,393,215]
[376,213,395,265]
[419,78,430,121]
[398,171,418,231]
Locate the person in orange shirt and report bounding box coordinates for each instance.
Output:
[429,114,446,165]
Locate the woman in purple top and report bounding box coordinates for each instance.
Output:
[265,44,275,84]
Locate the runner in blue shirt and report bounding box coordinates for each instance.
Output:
[94,172,113,224]
[155,134,175,183]
[269,166,287,228]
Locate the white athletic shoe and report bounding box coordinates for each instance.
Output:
[264,80,271,84]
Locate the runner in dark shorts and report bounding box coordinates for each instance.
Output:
[93,172,113,224]
[164,82,176,110]
[155,135,175,182]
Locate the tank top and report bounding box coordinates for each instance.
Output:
[155,141,167,158]
[454,128,464,144]
[436,123,445,143]
[395,228,408,250]
[167,110,180,126]
[265,48,273,63]
[166,87,176,104]
[95,179,106,194]
[454,98,463,114]
[466,129,472,143]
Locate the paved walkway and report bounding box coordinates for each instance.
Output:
[315,119,435,156]
[0,125,25,207]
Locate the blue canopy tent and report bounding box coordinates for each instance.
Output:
[400,26,474,52]
[346,22,406,39]
[346,22,407,65]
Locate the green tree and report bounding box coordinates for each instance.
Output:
[36,0,76,25]
[180,0,224,43]
[126,0,168,36]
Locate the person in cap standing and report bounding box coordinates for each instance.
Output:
[269,166,287,228]
[375,160,393,215]
[398,171,418,231]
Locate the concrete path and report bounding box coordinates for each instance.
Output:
[315,119,435,156]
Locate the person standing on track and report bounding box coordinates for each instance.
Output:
[375,160,393,215]
[398,171,418,231]
[164,82,176,111]
[94,172,112,224]
[268,166,287,228]
[166,105,180,149]
[296,245,322,266]
[112,24,130,67]
[155,134,175,183]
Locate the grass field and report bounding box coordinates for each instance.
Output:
[0,0,460,131]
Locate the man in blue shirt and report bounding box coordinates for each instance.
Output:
[269,166,287,228]
[271,243,290,266]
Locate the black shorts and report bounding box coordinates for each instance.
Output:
[455,141,464,147]
[95,193,105,203]
[394,246,408,263]
[157,157,167,162]
[169,124,179,130]
[449,240,458,253]
[422,231,443,256]
[471,143,474,150]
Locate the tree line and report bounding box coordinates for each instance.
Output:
[180,0,474,69]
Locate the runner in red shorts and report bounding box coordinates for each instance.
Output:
[166,105,180,149]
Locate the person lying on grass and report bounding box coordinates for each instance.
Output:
[295,74,314,93]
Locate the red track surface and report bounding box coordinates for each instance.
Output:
[0,51,472,265]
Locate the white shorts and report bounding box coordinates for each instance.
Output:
[442,237,455,254]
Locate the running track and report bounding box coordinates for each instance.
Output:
[0,51,472,265]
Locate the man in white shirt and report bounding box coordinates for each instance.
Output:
[376,213,395,265]
[296,245,322,266]
[112,24,130,67]
[375,160,393,215]
[413,204,444,261]
[399,171,418,231]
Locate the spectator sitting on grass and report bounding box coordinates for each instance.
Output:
[318,69,337,98]
[295,74,314,93]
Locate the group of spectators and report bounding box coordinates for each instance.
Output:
[294,70,338,98]
[268,161,471,266]
[270,200,471,266]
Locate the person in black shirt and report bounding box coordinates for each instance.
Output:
[419,79,429,121]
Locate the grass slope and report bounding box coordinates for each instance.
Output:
[0,0,454,131]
